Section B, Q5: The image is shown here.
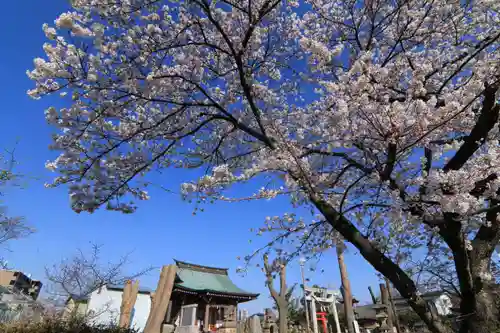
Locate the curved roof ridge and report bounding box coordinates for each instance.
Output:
[174,259,229,275]
[172,260,259,302]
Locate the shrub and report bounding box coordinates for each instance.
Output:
[0,317,137,333]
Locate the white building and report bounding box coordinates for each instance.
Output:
[74,284,152,331]
[64,260,258,333]
[238,309,248,321]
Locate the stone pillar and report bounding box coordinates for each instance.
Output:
[250,315,263,333]
[330,300,341,333]
[310,300,318,333]
[192,306,197,326]
[220,305,237,333]
[205,304,210,332]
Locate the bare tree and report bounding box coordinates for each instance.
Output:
[0,148,33,268]
[45,243,153,301]
[0,209,33,268]
[263,254,288,333]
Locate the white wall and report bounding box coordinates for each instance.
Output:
[133,291,152,330]
[86,285,151,332]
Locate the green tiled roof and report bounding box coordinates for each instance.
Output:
[173,260,258,300]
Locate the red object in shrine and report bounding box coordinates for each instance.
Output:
[316,312,328,333]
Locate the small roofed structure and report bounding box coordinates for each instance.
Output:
[163,260,259,333]
[107,284,153,294]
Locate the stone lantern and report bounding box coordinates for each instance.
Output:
[372,304,391,332]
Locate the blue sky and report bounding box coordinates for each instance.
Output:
[0,0,382,314]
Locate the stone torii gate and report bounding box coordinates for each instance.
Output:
[304,287,341,333]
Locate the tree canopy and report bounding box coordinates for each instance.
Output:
[28,1,499,332]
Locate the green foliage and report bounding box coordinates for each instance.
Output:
[0,317,137,333]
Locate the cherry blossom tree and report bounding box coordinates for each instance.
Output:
[263,254,289,333]
[28,0,499,332]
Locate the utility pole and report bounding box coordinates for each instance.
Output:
[299,258,311,333]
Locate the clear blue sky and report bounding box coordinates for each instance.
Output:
[0,0,382,314]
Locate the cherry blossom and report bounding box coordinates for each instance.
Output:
[28,1,499,332]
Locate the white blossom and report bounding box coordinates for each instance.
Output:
[27,1,500,306]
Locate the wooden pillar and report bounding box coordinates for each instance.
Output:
[337,246,355,333]
[145,267,168,332]
[119,280,139,328]
[144,265,177,333]
[385,278,402,333]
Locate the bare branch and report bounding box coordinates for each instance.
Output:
[45,243,154,299]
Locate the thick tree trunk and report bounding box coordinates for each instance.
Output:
[464,285,500,333]
[311,196,452,333]
[263,255,288,333]
[278,302,288,333]
[456,263,500,333]
[457,249,500,333]
[467,204,500,333]
[441,210,500,333]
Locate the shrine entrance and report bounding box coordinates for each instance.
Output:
[162,260,259,333]
[305,286,342,333]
